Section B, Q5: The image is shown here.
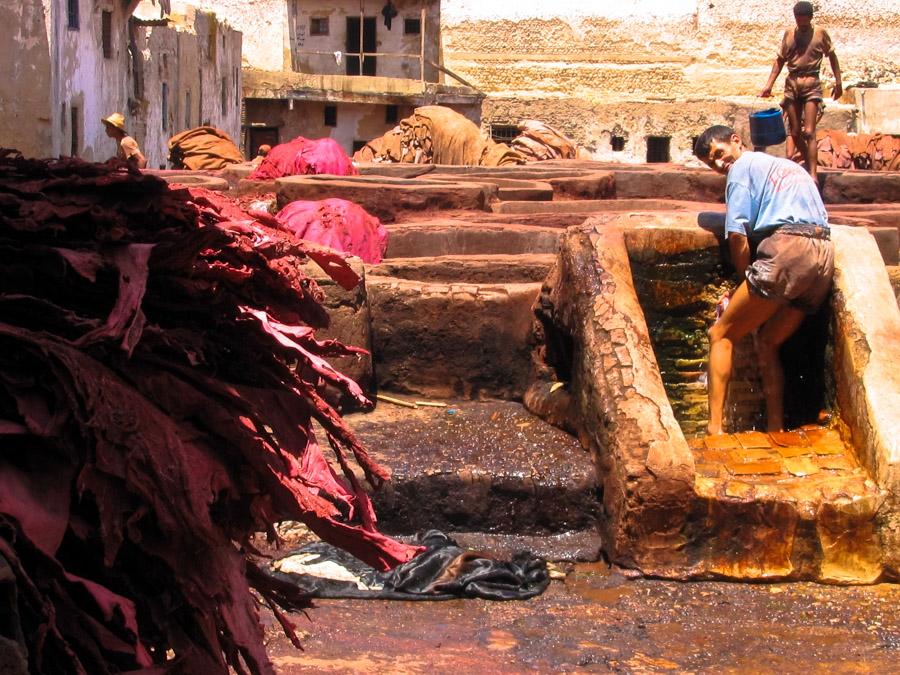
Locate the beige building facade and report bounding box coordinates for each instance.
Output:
[197,0,482,156]
[0,0,241,168]
[441,0,900,162]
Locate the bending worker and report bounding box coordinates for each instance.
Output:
[759,1,841,183]
[101,112,147,169]
[693,125,834,436]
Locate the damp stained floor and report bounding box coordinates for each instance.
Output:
[263,562,900,673]
[262,403,899,674]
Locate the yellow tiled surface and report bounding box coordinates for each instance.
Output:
[689,427,879,503]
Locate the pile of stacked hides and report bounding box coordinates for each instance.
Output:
[353,105,525,167]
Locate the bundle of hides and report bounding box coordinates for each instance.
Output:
[816,130,900,171]
[250,137,358,180]
[509,120,578,162]
[276,199,388,265]
[167,126,245,170]
[353,105,525,167]
[0,150,421,674]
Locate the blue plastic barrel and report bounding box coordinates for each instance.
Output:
[749,108,787,148]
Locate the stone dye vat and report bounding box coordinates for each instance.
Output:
[530,214,899,582]
[271,160,900,583]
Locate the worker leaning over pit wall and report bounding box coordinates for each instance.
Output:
[694,125,834,437]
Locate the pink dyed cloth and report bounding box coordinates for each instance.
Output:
[250,137,359,179]
[276,199,388,264]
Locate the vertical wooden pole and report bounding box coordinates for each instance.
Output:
[420,6,426,83]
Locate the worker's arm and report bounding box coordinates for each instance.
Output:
[728,232,751,279]
[132,150,148,170]
[759,56,785,98]
[828,50,843,100]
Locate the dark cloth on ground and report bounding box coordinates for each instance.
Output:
[265,531,550,601]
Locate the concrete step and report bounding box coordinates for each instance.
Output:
[348,399,601,539]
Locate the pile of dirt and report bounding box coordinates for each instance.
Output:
[353,105,525,167]
[0,150,419,674]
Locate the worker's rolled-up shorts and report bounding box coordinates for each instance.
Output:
[745,225,834,314]
[782,73,824,105]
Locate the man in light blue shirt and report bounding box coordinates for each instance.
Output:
[694,125,834,435]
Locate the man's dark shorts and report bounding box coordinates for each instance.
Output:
[783,73,824,105]
[745,229,834,314]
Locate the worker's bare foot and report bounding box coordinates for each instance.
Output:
[707,424,724,436]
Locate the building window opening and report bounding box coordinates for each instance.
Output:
[70,106,79,157]
[404,18,421,35]
[161,82,169,131]
[324,105,338,127]
[67,0,79,30]
[646,136,671,163]
[310,17,329,36]
[611,135,626,152]
[489,124,519,144]
[101,11,113,58]
[385,105,399,124]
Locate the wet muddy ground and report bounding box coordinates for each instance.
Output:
[264,563,899,673]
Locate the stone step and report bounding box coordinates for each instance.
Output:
[688,427,884,583]
[366,276,540,399]
[347,399,601,538]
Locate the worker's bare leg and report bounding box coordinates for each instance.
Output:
[755,306,806,432]
[707,282,782,435]
[803,99,820,183]
[785,100,806,167]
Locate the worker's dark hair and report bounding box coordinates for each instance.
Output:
[694,125,735,159]
[793,1,814,16]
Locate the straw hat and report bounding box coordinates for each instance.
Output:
[101,112,127,132]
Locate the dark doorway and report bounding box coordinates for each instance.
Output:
[248,127,279,158]
[346,17,377,76]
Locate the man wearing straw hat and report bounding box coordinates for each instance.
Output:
[101,113,147,169]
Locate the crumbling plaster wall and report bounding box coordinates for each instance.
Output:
[0,0,53,157]
[441,0,900,162]
[52,0,132,162]
[195,0,441,81]
[135,10,243,168]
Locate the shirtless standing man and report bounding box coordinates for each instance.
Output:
[759,1,842,183]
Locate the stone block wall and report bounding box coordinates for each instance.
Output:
[441,0,900,162]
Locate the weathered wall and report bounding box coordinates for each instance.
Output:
[52,0,132,162]
[195,0,441,81]
[135,9,243,168]
[172,0,287,71]
[442,0,900,162]
[0,0,53,157]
